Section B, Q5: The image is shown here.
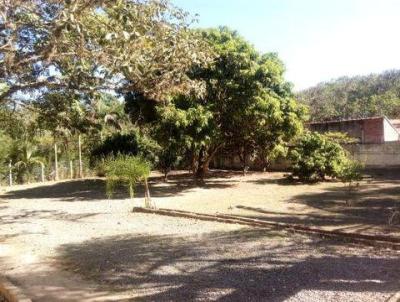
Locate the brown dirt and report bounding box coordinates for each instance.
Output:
[1,171,399,301]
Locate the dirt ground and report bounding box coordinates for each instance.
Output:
[1,170,400,301]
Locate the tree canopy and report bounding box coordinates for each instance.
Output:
[124,27,307,178]
[190,27,307,175]
[0,0,212,105]
[298,70,400,121]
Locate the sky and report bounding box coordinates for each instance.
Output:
[172,0,400,91]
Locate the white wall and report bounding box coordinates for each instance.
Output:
[383,118,400,142]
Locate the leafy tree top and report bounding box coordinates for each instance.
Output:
[0,0,213,105]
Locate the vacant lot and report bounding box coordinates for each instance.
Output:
[1,171,399,301]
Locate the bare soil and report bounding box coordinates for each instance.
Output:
[1,171,399,301]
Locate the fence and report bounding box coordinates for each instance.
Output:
[0,159,93,187]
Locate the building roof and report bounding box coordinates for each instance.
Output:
[307,116,384,125]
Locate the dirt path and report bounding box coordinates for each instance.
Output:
[1,173,400,301]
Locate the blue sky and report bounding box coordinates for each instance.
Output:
[172,0,400,91]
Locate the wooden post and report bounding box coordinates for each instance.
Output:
[144,178,154,208]
[54,143,59,181]
[8,160,12,186]
[69,160,73,179]
[78,135,83,178]
[40,162,45,182]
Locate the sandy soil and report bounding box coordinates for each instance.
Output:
[152,170,400,237]
[1,171,400,301]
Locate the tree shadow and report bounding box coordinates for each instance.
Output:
[0,208,103,225]
[290,183,400,226]
[2,175,236,202]
[56,228,400,301]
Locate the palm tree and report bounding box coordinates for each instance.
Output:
[13,142,45,183]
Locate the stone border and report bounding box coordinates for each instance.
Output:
[0,276,31,302]
[132,207,400,250]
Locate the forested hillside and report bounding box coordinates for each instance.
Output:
[297,70,400,121]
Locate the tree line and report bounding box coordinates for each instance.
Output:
[0,0,360,188]
[298,70,400,121]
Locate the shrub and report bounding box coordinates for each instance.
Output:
[90,130,159,165]
[103,155,154,208]
[290,132,358,182]
[337,159,363,206]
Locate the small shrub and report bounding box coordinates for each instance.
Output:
[337,159,363,206]
[103,155,154,208]
[290,132,358,182]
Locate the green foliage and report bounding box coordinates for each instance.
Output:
[298,70,400,121]
[103,155,150,199]
[290,132,356,181]
[186,27,307,175]
[323,132,359,144]
[90,130,159,165]
[337,160,363,184]
[1,0,212,105]
[9,140,44,183]
[35,91,98,137]
[122,27,307,177]
[0,131,12,177]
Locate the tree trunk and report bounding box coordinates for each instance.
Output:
[163,168,170,182]
[238,149,248,176]
[196,159,210,179]
[190,150,198,175]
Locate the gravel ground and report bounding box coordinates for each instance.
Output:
[0,176,400,301]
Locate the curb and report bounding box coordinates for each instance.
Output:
[0,276,31,302]
[132,207,400,250]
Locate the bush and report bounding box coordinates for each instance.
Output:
[90,130,159,165]
[104,154,150,198]
[290,132,358,182]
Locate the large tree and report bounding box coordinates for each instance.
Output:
[124,27,307,178]
[0,0,211,105]
[189,27,306,177]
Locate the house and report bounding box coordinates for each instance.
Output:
[308,116,400,144]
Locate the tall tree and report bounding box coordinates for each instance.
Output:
[189,27,306,177]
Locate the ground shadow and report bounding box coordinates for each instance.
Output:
[56,228,400,301]
[290,183,400,225]
[231,186,400,236]
[2,172,236,202]
[0,208,104,226]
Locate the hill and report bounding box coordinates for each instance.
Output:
[297,70,400,121]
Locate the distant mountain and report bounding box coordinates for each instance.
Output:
[297,70,400,121]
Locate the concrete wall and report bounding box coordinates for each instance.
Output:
[213,142,400,171]
[345,142,400,168]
